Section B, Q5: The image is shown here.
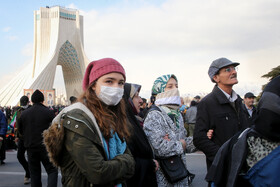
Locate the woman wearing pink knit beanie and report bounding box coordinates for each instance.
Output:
[44,58,135,187]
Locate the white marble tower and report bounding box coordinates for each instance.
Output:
[0,6,89,106]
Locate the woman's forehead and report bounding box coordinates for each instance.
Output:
[99,72,125,80]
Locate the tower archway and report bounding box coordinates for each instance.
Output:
[57,40,83,98]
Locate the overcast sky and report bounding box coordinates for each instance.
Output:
[0,0,279,99]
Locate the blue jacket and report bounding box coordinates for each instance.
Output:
[243,145,280,187]
[0,111,7,135]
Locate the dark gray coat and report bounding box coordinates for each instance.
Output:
[241,103,257,127]
[193,85,248,169]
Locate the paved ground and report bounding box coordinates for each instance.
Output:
[186,152,208,187]
[0,150,208,187]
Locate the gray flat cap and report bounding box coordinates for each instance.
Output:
[208,57,240,83]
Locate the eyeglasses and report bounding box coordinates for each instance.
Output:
[224,66,238,73]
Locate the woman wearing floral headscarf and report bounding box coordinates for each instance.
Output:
[143,74,194,187]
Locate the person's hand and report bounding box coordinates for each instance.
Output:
[207,129,214,139]
[180,139,186,151]
[153,159,159,172]
[0,137,3,141]
[15,138,19,143]
[163,134,170,141]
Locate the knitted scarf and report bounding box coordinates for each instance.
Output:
[155,88,181,128]
[102,131,126,187]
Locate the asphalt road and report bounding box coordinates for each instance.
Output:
[0,150,208,187]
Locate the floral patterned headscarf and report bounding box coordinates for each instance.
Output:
[151,74,178,95]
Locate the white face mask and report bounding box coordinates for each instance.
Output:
[97,86,124,106]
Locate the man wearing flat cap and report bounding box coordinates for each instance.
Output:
[18,90,58,187]
[242,92,257,126]
[193,58,248,173]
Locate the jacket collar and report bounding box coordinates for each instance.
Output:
[53,102,103,146]
[217,86,238,102]
[242,103,256,114]
[32,103,45,107]
[212,85,239,104]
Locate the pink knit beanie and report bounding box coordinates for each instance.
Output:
[82,58,126,91]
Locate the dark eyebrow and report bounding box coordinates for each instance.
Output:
[105,77,125,82]
[167,82,177,85]
[105,77,116,80]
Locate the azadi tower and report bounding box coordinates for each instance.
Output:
[0,6,89,106]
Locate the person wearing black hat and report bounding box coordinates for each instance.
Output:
[242,92,257,126]
[18,90,58,187]
[14,96,31,184]
[194,95,201,103]
[193,57,248,175]
[206,75,280,187]
[69,96,77,105]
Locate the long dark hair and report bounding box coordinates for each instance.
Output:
[78,82,130,140]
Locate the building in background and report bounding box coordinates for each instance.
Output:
[0,6,89,106]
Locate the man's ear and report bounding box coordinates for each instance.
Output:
[213,75,219,83]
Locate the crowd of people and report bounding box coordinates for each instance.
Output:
[0,57,279,187]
